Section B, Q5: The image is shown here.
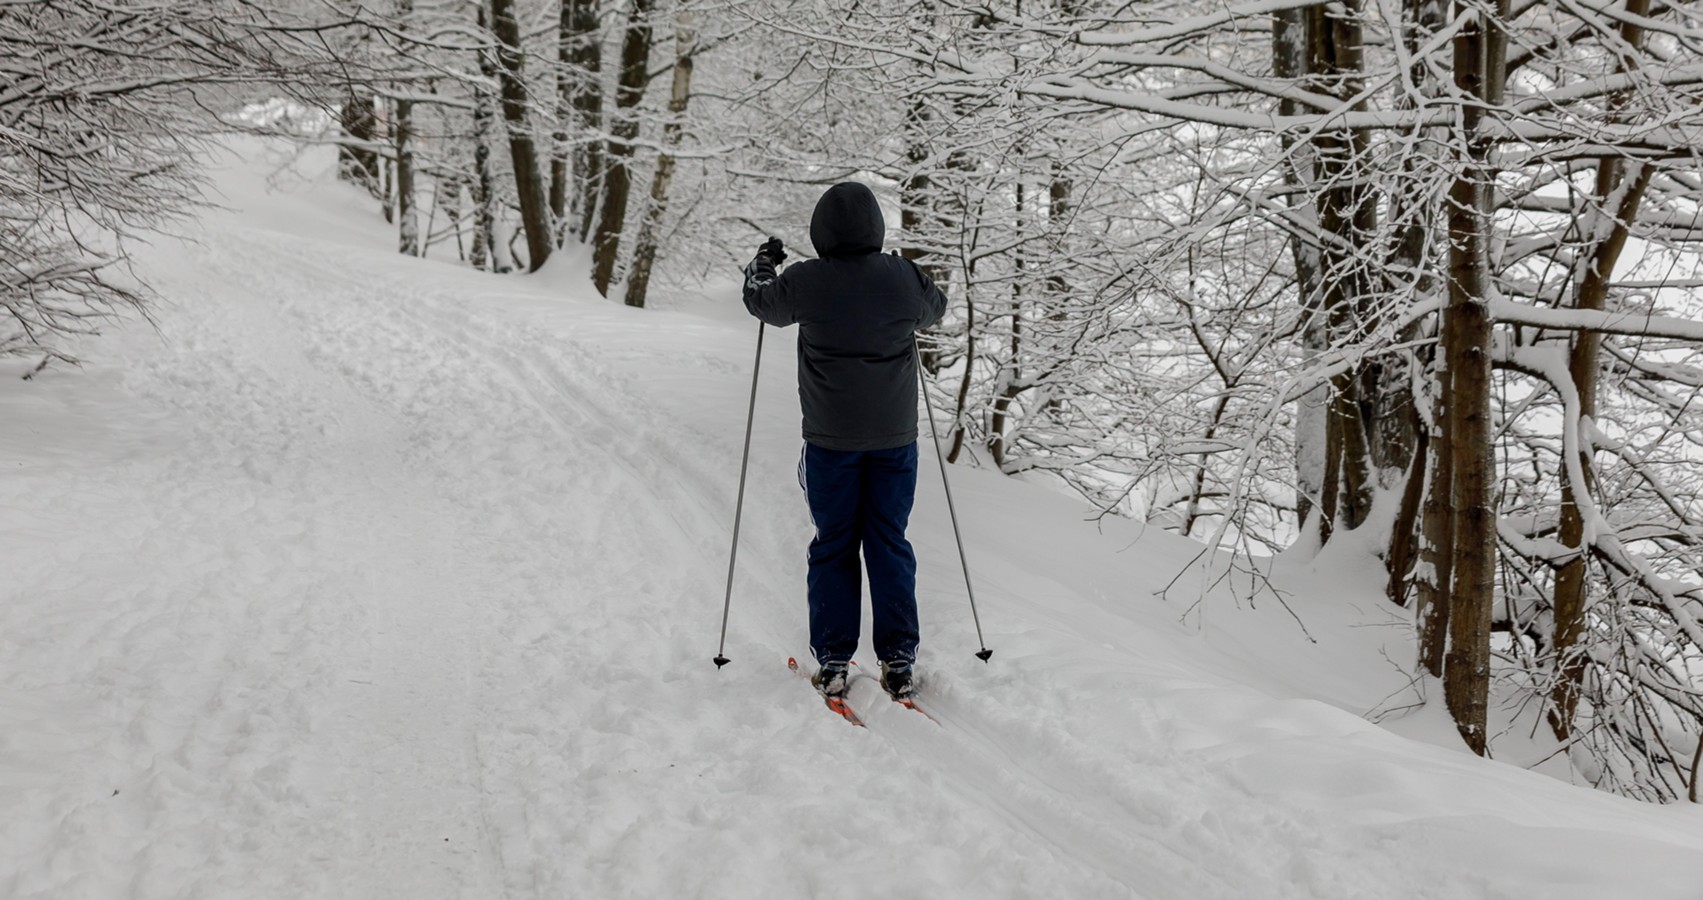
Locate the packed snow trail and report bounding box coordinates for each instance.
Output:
[4,142,1702,900]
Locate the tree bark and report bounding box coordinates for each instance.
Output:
[900,95,933,271]
[1440,0,1502,757]
[555,0,602,242]
[945,286,975,464]
[1414,379,1453,677]
[438,175,465,262]
[1385,424,1428,607]
[395,95,418,255]
[1309,0,1380,538]
[489,0,553,272]
[1273,7,1324,529]
[1548,0,1654,742]
[1384,0,1447,609]
[591,0,656,297]
[987,178,1027,467]
[1272,4,1335,538]
[622,11,695,309]
[1691,735,1702,803]
[338,93,382,200]
[380,124,395,224]
[1549,161,1652,738]
[901,99,953,276]
[471,3,506,272]
[550,0,571,226]
[392,0,418,255]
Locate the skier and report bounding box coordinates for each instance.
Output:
[742,181,948,702]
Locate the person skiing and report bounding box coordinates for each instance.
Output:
[742,181,948,702]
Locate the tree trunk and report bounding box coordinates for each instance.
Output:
[1549,159,1652,738]
[1442,180,1493,757]
[986,303,1021,467]
[1318,394,1343,544]
[901,96,948,287]
[393,0,418,255]
[572,0,603,243]
[395,96,418,255]
[1324,368,1375,530]
[1274,5,1329,536]
[1691,737,1702,803]
[1183,398,1232,537]
[1548,0,1654,743]
[489,0,553,272]
[1384,0,1448,609]
[550,0,571,226]
[591,0,656,297]
[902,89,956,378]
[1046,167,1070,300]
[338,92,382,199]
[438,175,465,262]
[1375,363,1427,611]
[902,186,941,373]
[987,180,1026,467]
[1416,370,1453,676]
[1385,425,1428,607]
[381,128,395,224]
[900,97,932,271]
[945,286,975,464]
[622,11,695,309]
[555,0,602,242]
[472,3,506,273]
[1308,0,1381,538]
[1440,0,1502,757]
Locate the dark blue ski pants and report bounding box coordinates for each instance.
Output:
[799,441,919,667]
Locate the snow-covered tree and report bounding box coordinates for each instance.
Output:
[0,1,327,369]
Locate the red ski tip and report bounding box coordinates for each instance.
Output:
[825,696,864,726]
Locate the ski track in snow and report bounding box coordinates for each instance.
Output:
[4,148,1700,900]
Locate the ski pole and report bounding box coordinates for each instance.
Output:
[914,339,993,662]
[715,322,766,669]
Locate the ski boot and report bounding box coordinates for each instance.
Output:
[811,661,850,698]
[878,659,915,701]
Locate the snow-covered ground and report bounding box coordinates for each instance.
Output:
[3,140,1700,899]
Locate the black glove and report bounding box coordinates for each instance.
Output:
[757,237,787,266]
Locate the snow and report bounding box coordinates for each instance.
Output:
[3,139,1701,899]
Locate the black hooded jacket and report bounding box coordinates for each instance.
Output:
[743,182,948,451]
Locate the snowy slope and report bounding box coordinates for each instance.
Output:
[3,139,1701,900]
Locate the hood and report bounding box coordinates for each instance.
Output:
[809,182,886,257]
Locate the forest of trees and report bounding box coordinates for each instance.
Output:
[5,0,1702,802]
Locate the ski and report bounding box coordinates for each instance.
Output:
[863,660,936,723]
[789,657,939,726]
[788,657,864,726]
[885,684,937,723]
